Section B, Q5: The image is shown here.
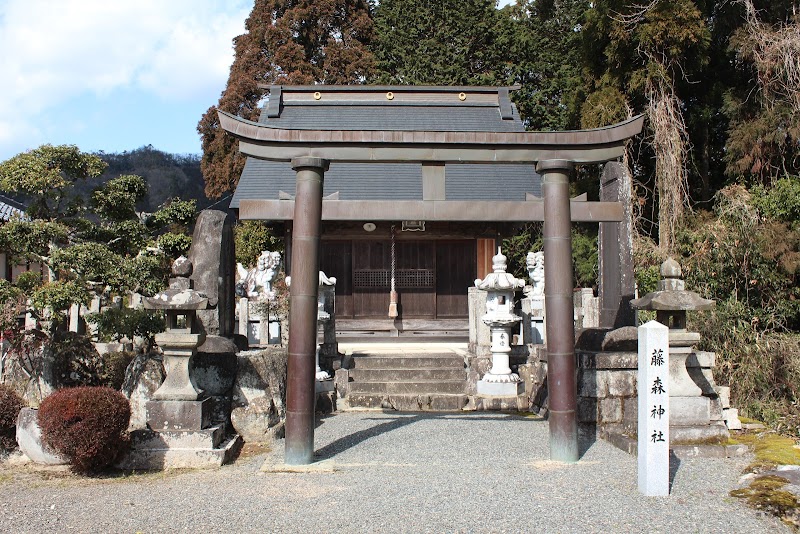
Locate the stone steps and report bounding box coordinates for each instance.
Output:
[349,367,466,381]
[345,351,468,411]
[350,354,465,370]
[347,393,468,411]
[349,379,466,395]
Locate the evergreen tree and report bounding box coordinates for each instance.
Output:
[503,0,589,131]
[371,0,505,85]
[197,0,375,199]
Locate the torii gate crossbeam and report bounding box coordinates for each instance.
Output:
[219,109,644,465]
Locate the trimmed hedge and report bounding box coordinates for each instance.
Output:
[38,386,130,472]
[0,384,25,452]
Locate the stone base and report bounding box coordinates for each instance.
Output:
[315,379,335,393]
[476,379,523,397]
[671,421,730,444]
[146,399,211,431]
[599,426,748,459]
[467,394,529,411]
[116,425,243,470]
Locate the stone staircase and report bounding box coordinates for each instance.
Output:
[344,348,468,411]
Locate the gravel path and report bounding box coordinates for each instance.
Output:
[0,411,787,533]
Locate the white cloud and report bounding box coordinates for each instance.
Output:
[0,0,250,156]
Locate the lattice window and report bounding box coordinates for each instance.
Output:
[396,269,434,288]
[354,270,390,288]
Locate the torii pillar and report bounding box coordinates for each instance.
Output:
[284,157,328,465]
[538,160,579,462]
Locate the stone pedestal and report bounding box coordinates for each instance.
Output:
[521,294,546,345]
[146,399,211,431]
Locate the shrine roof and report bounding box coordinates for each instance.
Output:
[230,85,541,211]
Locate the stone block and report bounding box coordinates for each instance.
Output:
[670,396,711,426]
[577,397,598,423]
[16,408,67,465]
[121,353,165,430]
[716,385,731,408]
[473,395,527,411]
[193,347,238,397]
[601,326,639,352]
[476,380,523,397]
[147,399,211,431]
[599,397,623,423]
[724,408,743,430]
[671,422,729,444]
[232,348,287,418]
[116,434,243,470]
[129,425,226,450]
[578,369,608,398]
[316,391,336,414]
[622,396,638,430]
[334,368,350,398]
[230,396,281,443]
[687,350,715,368]
[607,370,636,397]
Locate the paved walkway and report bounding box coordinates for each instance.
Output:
[0,411,787,533]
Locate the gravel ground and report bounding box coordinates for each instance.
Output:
[0,411,788,533]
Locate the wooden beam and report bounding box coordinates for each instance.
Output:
[238,199,623,222]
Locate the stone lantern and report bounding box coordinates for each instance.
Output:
[286,271,337,386]
[631,258,729,442]
[315,271,336,382]
[474,248,526,396]
[143,256,210,429]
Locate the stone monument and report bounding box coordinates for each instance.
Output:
[474,248,526,396]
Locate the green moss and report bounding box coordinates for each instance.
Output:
[738,416,763,424]
[750,475,790,491]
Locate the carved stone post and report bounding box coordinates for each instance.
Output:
[285,157,328,465]
[538,159,579,463]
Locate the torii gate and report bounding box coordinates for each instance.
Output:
[219,107,644,465]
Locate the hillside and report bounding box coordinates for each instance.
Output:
[92,145,213,213]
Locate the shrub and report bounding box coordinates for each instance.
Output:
[0,384,25,453]
[38,386,130,472]
[100,351,136,390]
[49,332,104,388]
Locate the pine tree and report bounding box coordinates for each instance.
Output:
[197,0,375,199]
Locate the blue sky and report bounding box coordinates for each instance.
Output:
[0,0,515,162]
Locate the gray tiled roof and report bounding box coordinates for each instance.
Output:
[0,195,25,221]
[230,86,542,211]
[260,103,527,132]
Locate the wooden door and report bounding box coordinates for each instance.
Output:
[436,240,476,317]
[352,241,391,317]
[396,241,435,318]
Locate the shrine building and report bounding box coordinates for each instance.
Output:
[230,85,543,336]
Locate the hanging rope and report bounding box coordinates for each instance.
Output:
[388,223,398,318]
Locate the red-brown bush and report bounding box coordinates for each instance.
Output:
[38,386,130,472]
[0,384,25,452]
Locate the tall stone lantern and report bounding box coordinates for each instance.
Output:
[631,258,729,442]
[143,256,210,429]
[474,248,526,396]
